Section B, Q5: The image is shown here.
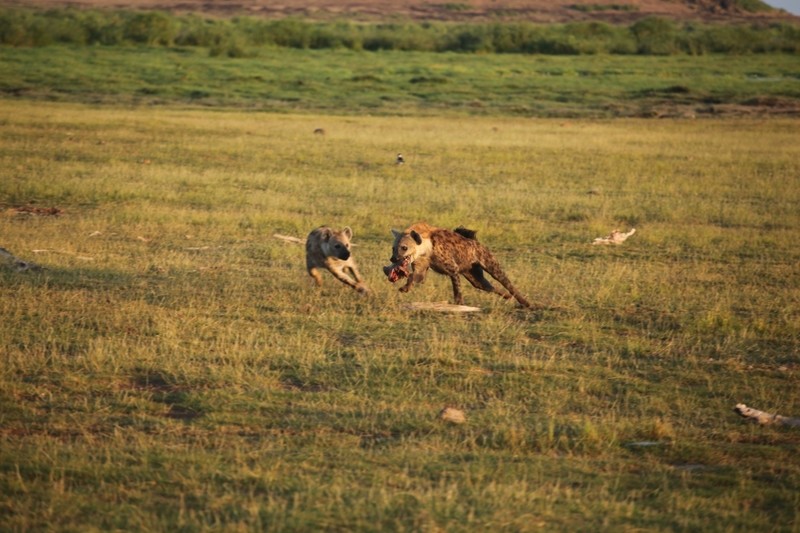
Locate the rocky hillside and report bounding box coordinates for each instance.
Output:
[2,0,797,23]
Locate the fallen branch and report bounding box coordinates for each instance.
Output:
[185,246,225,251]
[403,301,481,313]
[0,247,43,272]
[273,233,306,244]
[734,404,800,427]
[273,233,359,247]
[593,228,636,245]
[30,249,93,261]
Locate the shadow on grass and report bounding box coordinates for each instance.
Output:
[1,264,137,292]
[128,368,205,421]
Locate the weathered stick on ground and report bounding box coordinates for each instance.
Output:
[273,233,306,244]
[593,228,636,245]
[403,301,482,313]
[734,404,800,427]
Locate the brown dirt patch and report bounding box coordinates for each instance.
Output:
[9,205,64,217]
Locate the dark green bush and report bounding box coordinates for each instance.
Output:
[630,17,678,55]
[0,7,798,56]
[174,15,223,47]
[123,12,175,45]
[0,10,36,46]
[445,27,495,52]
[730,0,774,13]
[266,19,312,48]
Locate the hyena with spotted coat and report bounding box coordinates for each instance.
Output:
[306,226,369,294]
[383,223,530,307]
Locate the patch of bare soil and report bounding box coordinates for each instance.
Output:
[7,205,64,217]
[629,98,800,119]
[2,0,797,23]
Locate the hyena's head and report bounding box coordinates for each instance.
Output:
[321,227,353,261]
[384,228,435,281]
[383,229,424,281]
[390,229,425,265]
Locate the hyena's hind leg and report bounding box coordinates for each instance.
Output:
[462,264,513,299]
[482,263,531,308]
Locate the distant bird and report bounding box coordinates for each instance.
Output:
[396,153,405,165]
[313,128,325,135]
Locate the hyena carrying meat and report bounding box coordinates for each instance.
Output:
[306,226,369,294]
[383,222,530,307]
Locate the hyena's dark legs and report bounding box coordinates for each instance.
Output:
[462,264,512,299]
[449,274,464,305]
[399,263,429,293]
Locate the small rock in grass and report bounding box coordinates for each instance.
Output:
[439,407,466,424]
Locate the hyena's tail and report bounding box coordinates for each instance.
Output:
[454,227,478,240]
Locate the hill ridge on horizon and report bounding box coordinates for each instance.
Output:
[2,0,798,23]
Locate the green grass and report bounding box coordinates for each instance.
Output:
[1,45,799,117]
[2,7,798,54]
[1,100,799,531]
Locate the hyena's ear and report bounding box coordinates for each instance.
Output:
[410,230,423,245]
[342,226,353,239]
[320,227,332,242]
[391,229,402,239]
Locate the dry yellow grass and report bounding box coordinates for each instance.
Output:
[1,100,799,531]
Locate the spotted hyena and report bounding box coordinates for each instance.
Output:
[383,222,530,307]
[306,226,369,294]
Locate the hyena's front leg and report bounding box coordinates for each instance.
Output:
[400,261,429,293]
[325,260,362,291]
[346,264,370,294]
[308,266,324,287]
[436,257,464,304]
[448,274,464,305]
[347,264,367,285]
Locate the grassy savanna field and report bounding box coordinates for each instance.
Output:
[1,45,800,117]
[1,97,799,530]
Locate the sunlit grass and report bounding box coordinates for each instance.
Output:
[1,100,799,531]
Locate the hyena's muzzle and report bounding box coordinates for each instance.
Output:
[323,235,352,261]
[334,247,351,261]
